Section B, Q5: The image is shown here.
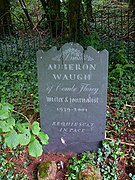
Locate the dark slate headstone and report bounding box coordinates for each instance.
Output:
[37,42,108,153]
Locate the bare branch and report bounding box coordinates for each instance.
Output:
[105,137,135,147]
[18,0,34,29]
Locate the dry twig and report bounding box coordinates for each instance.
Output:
[105,137,135,147]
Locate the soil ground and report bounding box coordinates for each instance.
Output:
[10,146,134,180]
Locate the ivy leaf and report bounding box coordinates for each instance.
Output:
[5,129,19,149]
[19,129,31,146]
[0,109,9,119]
[38,132,49,145]
[31,122,40,135]
[28,139,43,158]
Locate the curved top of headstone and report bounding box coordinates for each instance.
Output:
[36,42,108,62]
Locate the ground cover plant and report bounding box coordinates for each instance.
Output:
[0,37,134,179]
[0,102,49,158]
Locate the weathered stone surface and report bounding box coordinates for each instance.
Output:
[37,161,57,180]
[37,42,108,152]
[77,164,102,180]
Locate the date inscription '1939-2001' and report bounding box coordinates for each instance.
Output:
[37,42,108,152]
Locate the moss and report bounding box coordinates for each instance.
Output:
[38,161,52,178]
[77,165,102,180]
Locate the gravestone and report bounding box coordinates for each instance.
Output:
[37,42,108,153]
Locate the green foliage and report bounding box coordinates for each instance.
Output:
[5,130,19,149]
[109,45,134,81]
[97,140,125,180]
[19,128,31,146]
[10,0,42,30]
[0,149,28,180]
[0,23,134,179]
[67,152,96,180]
[85,32,101,50]
[129,173,135,180]
[38,132,50,145]
[0,57,38,100]
[0,102,49,158]
[0,152,15,180]
[0,102,15,134]
[28,138,43,158]
[31,121,40,135]
[92,0,112,7]
[108,43,134,110]
[67,140,126,180]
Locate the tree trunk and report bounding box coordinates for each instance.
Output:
[0,0,12,35]
[84,0,93,34]
[68,0,81,42]
[40,0,61,38]
[40,0,48,16]
[86,0,93,21]
[48,0,61,38]
[19,0,34,29]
